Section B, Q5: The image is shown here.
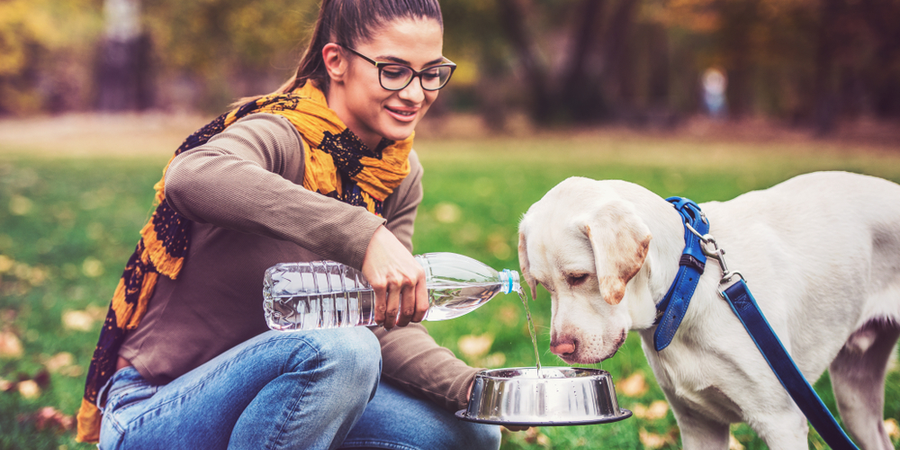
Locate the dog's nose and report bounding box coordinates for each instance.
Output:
[550,336,576,356]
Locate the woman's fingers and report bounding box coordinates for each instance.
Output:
[362,225,427,329]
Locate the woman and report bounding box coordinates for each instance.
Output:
[76,1,502,448]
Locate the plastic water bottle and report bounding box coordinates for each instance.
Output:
[263,252,520,331]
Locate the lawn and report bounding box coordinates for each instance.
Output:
[1,114,899,449]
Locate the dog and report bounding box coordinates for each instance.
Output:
[517,171,900,449]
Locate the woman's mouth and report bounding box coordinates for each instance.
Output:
[385,106,418,122]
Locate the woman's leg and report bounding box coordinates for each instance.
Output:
[99,328,381,450]
[339,380,501,450]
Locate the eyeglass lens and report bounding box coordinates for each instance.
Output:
[380,64,453,91]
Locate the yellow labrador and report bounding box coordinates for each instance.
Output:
[517,171,900,449]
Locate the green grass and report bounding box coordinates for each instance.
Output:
[1,124,899,449]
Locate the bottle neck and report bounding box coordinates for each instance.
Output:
[499,269,521,294]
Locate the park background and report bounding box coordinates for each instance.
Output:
[1,0,899,448]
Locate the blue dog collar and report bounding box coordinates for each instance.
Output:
[653,197,709,351]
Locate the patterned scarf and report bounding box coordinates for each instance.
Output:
[75,82,413,443]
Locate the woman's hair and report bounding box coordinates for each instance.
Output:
[236,0,443,105]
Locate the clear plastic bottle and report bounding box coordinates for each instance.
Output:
[263,252,520,331]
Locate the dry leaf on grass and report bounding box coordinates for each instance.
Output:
[458,334,493,359]
[618,371,649,397]
[19,407,74,433]
[44,352,83,377]
[62,310,95,331]
[0,330,24,358]
[885,418,899,440]
[523,427,550,446]
[18,380,41,399]
[633,400,669,420]
[639,429,668,449]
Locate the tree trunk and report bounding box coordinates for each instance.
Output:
[495,0,553,122]
[96,0,153,111]
[812,0,841,134]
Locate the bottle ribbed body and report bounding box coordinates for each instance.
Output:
[263,252,520,331]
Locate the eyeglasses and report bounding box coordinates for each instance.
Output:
[337,44,456,91]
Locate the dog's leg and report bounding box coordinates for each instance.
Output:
[668,401,730,449]
[828,319,900,450]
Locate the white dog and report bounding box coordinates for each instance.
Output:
[517,171,900,449]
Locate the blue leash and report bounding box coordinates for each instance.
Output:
[656,197,859,450]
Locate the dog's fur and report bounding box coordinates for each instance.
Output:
[518,171,900,449]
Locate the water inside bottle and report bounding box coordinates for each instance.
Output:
[423,283,502,321]
[517,286,544,378]
[265,289,376,330]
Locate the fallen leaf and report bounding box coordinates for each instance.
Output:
[19,407,74,433]
[639,428,668,449]
[523,427,541,444]
[458,334,493,359]
[0,255,13,273]
[62,310,95,331]
[885,418,899,440]
[619,371,649,397]
[0,330,24,358]
[633,400,669,420]
[44,352,75,372]
[82,257,104,278]
[729,433,746,450]
[483,352,506,368]
[645,400,669,420]
[18,380,41,399]
[433,202,461,224]
[32,369,51,388]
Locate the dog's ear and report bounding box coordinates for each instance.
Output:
[584,202,652,305]
[517,229,538,301]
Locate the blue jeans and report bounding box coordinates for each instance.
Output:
[98,329,500,450]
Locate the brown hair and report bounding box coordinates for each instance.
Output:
[236,0,443,106]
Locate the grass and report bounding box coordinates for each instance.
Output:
[0,114,899,449]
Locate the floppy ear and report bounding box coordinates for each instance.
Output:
[584,202,652,305]
[517,229,538,302]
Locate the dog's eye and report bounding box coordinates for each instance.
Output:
[566,274,588,286]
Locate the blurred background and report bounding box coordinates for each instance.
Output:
[2,0,900,135]
[2,1,900,448]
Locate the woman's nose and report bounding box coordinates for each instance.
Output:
[398,77,426,103]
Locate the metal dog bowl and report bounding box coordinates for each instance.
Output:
[455,367,632,426]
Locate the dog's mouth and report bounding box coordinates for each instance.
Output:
[555,329,627,364]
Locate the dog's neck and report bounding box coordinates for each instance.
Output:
[628,190,699,330]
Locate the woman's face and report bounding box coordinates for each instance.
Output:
[326,17,444,149]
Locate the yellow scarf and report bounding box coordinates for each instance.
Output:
[76,82,413,443]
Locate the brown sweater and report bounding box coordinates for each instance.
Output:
[118,113,479,413]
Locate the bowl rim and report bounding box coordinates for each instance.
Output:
[454,408,633,426]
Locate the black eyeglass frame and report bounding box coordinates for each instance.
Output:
[337,43,457,92]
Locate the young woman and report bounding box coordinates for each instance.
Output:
[76,1,502,448]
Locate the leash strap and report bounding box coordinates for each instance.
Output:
[722,274,858,449]
[653,197,709,351]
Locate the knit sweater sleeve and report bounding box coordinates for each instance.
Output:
[163,113,384,269]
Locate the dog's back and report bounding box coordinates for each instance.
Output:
[696,171,900,449]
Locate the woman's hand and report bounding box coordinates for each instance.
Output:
[361,225,429,329]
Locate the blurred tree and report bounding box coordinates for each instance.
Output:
[96,0,153,111]
[0,0,101,115]
[142,0,318,112]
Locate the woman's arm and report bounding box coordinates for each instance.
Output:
[164,113,384,269]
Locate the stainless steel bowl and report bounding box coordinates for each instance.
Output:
[456,367,632,426]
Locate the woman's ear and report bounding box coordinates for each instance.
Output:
[322,43,347,83]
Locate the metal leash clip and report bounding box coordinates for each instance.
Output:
[684,221,744,295]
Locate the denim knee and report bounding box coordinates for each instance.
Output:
[293,328,381,393]
[465,423,502,450]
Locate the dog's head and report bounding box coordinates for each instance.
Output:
[518,178,652,364]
